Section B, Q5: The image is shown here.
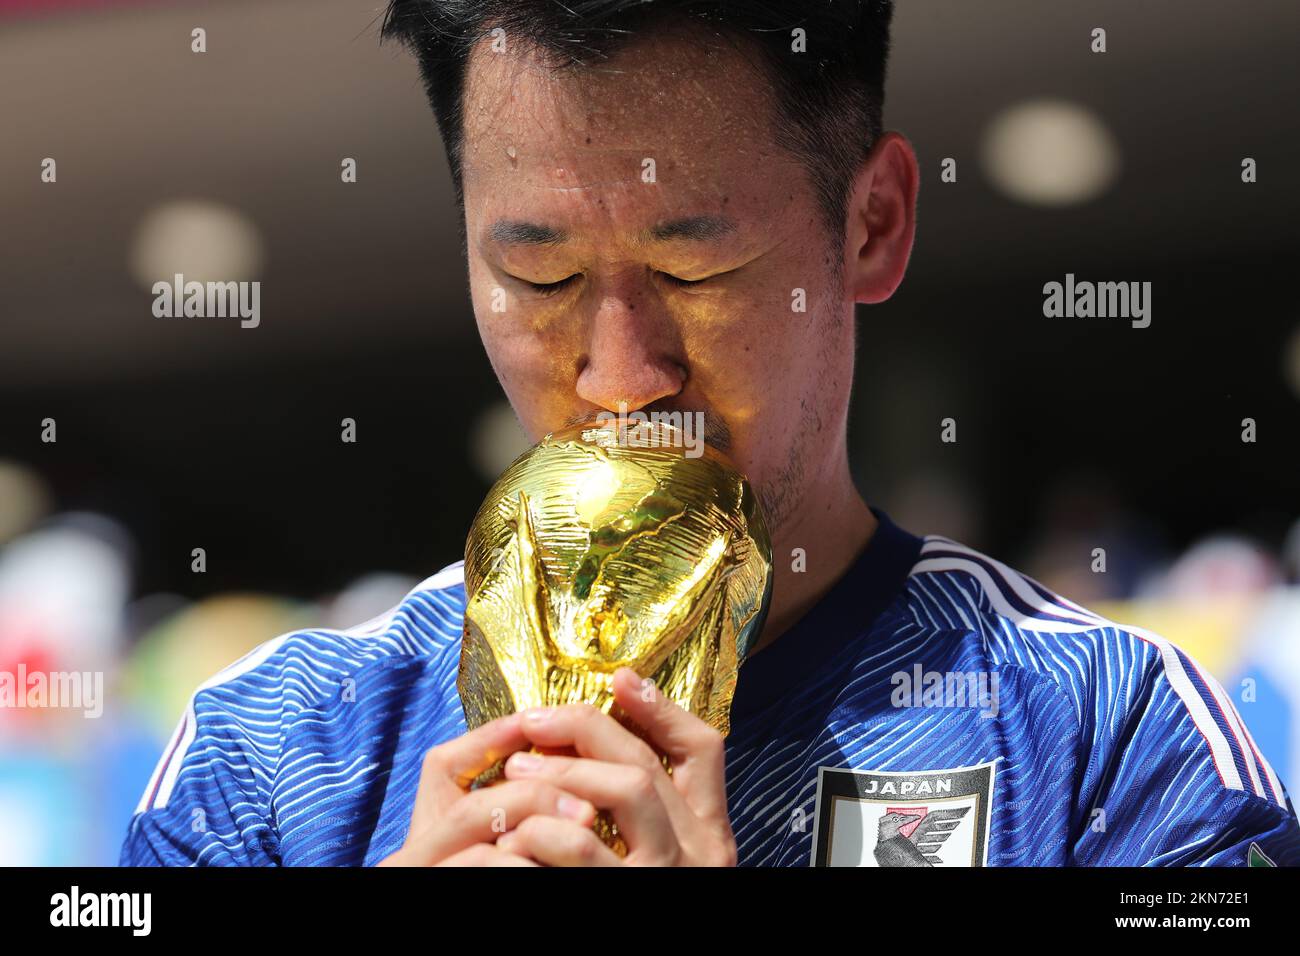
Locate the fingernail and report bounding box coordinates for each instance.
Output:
[523,707,553,722]
[509,752,543,773]
[557,795,591,821]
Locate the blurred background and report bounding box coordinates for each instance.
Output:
[0,0,1297,865]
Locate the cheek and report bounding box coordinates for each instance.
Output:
[686,292,823,407]
[473,309,580,423]
[478,323,554,399]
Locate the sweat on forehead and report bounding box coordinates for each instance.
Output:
[458,24,783,186]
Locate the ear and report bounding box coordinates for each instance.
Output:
[844,131,920,305]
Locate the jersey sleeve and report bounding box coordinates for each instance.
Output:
[119,644,285,866]
[1071,630,1300,866]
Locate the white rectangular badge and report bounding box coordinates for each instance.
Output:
[810,759,997,867]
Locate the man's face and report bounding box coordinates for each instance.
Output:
[460,26,857,535]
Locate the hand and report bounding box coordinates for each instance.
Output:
[494,667,738,867]
[377,711,599,866]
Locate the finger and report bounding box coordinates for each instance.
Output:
[418,712,531,816]
[517,700,699,847]
[502,751,681,862]
[408,778,596,863]
[497,815,623,867]
[610,667,731,822]
[518,699,662,770]
[434,843,541,867]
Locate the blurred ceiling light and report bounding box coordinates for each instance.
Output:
[128,199,265,289]
[980,99,1120,206]
[0,461,51,546]
[470,400,531,483]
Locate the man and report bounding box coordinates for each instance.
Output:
[121,0,1299,866]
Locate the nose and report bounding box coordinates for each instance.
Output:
[575,289,685,414]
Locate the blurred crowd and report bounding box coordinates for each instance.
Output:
[0,459,419,865]
[1,455,1296,865]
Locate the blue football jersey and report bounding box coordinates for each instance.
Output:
[120,510,1300,866]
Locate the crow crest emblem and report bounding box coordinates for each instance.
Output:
[873,807,970,867]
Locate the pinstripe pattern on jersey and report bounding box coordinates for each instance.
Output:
[915,536,1284,808]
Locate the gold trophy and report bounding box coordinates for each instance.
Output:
[458,417,773,855]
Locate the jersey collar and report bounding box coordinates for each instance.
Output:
[728,507,923,723]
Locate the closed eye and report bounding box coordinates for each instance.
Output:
[657,271,723,288]
[517,270,722,295]
[658,272,705,287]
[523,274,580,296]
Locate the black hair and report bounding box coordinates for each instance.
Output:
[381,0,894,243]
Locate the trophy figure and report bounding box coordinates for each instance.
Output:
[458,418,773,855]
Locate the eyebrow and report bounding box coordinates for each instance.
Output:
[641,215,738,244]
[485,215,738,247]
[487,220,567,245]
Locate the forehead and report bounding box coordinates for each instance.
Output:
[459,25,792,207]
